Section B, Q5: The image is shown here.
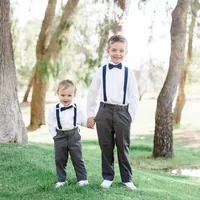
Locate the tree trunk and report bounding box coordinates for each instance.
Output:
[28,0,57,130]
[111,23,123,34]
[0,0,27,143]
[173,0,198,123]
[173,68,187,123]
[116,0,131,12]
[29,0,80,130]
[22,68,35,102]
[30,63,48,130]
[153,0,190,158]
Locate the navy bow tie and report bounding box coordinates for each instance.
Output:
[60,105,73,111]
[108,63,122,70]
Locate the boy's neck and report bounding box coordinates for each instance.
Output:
[110,61,122,65]
[60,102,73,107]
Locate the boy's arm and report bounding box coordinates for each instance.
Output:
[87,68,101,118]
[47,106,57,138]
[77,106,87,127]
[87,117,95,129]
[77,105,95,129]
[128,70,139,121]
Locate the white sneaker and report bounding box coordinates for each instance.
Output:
[55,181,67,188]
[77,180,89,186]
[101,180,113,189]
[122,182,137,190]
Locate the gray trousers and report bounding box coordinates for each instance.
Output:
[95,102,132,183]
[53,127,87,182]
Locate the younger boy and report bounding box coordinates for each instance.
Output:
[87,35,139,190]
[48,79,89,188]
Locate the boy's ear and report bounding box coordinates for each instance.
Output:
[106,48,109,54]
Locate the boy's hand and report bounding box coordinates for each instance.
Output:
[87,117,95,129]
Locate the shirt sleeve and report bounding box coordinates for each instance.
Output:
[47,106,57,138]
[128,69,139,121]
[77,106,87,127]
[87,68,101,118]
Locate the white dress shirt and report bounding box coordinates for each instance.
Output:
[87,62,139,121]
[47,103,87,138]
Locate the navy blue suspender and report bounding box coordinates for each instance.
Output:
[102,65,107,102]
[56,103,77,130]
[123,67,128,104]
[73,104,77,127]
[102,65,128,104]
[56,104,62,129]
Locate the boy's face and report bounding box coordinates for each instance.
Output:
[106,42,127,64]
[57,85,75,106]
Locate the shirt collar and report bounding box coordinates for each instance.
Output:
[60,103,74,108]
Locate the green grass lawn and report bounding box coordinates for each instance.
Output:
[0,135,200,200]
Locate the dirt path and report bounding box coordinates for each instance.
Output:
[174,128,200,148]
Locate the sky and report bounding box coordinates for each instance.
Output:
[13,0,178,70]
[13,0,48,24]
[123,0,177,69]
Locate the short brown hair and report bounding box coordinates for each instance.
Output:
[56,79,76,95]
[107,35,128,48]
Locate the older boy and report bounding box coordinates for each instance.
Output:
[87,35,139,190]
